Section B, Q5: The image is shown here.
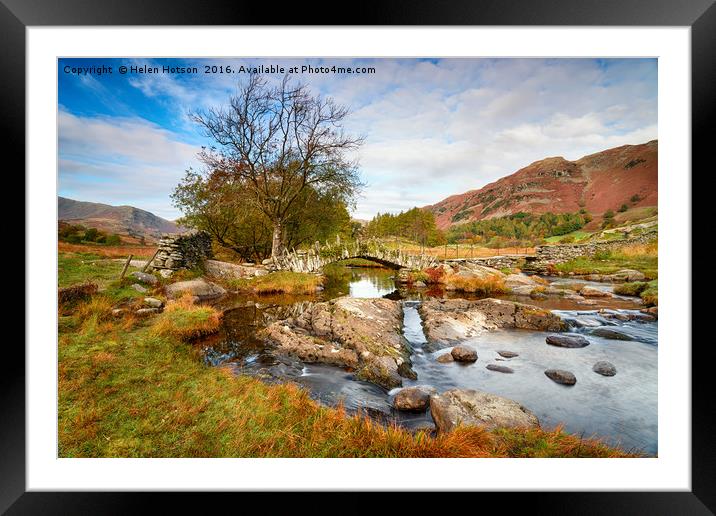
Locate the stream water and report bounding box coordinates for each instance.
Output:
[199,264,658,455]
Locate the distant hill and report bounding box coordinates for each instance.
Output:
[58,197,183,243]
[425,140,658,230]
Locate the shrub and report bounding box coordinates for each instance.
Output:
[618,204,629,213]
[630,194,643,203]
[58,282,98,307]
[424,266,446,284]
[445,275,507,295]
[613,282,648,296]
[150,294,222,341]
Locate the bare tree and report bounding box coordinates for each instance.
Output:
[191,74,364,258]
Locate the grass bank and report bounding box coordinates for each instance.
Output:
[614,279,658,306]
[226,271,323,295]
[59,293,633,457]
[554,241,658,280]
[58,252,142,288]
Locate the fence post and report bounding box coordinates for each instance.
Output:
[119,254,133,280]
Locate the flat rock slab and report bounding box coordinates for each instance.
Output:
[486,364,514,374]
[590,327,634,341]
[429,389,539,433]
[593,361,617,376]
[497,350,519,358]
[165,278,227,301]
[419,298,565,347]
[546,334,590,348]
[545,369,577,385]
[580,286,612,298]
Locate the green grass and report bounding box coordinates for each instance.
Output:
[226,271,323,295]
[554,241,658,280]
[544,230,592,244]
[59,252,140,288]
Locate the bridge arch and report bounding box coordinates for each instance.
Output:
[269,239,438,273]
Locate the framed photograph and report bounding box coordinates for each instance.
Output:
[9,0,711,511]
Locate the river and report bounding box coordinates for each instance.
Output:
[199,264,658,455]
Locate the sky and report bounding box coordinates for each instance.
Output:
[58,58,657,220]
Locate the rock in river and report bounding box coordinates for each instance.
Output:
[436,353,454,363]
[392,386,437,412]
[544,369,577,385]
[165,278,227,301]
[580,286,612,298]
[451,345,478,362]
[429,389,539,433]
[590,327,634,341]
[486,364,514,374]
[593,361,617,376]
[497,350,519,358]
[261,297,414,390]
[546,334,591,348]
[419,298,565,348]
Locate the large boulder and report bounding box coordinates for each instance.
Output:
[611,269,646,282]
[392,386,437,412]
[451,345,478,362]
[261,297,412,390]
[130,271,159,285]
[165,278,227,301]
[419,298,565,347]
[429,389,539,433]
[205,259,268,280]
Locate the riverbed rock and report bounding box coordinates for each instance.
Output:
[419,298,565,347]
[261,297,413,390]
[611,269,647,282]
[392,386,437,412]
[497,350,519,358]
[143,297,164,308]
[130,271,159,285]
[641,306,658,319]
[593,361,617,376]
[544,369,577,385]
[546,334,591,348]
[205,259,268,280]
[165,278,227,301]
[580,286,612,298]
[486,364,514,373]
[451,345,478,362]
[590,327,634,341]
[429,389,539,433]
[436,353,454,363]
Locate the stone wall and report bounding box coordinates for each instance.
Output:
[446,255,526,270]
[149,231,213,275]
[524,233,656,272]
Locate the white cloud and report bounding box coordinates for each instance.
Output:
[63,58,657,219]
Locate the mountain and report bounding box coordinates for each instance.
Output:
[425,140,658,230]
[58,197,183,243]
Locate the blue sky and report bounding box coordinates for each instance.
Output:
[58,58,657,220]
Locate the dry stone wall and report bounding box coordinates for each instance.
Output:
[149,232,213,275]
[524,233,656,272]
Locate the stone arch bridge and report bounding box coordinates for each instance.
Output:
[268,239,439,273]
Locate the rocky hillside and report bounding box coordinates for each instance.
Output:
[425,141,657,229]
[58,197,182,243]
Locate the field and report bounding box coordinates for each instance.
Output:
[554,241,658,279]
[59,241,157,258]
[57,250,634,458]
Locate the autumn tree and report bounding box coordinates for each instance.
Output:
[190,74,363,258]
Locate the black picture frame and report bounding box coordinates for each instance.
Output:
[7,0,711,512]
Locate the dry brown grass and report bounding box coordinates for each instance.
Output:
[150,294,222,341]
[442,274,508,295]
[58,241,157,258]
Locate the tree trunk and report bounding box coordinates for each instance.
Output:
[271,221,286,258]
